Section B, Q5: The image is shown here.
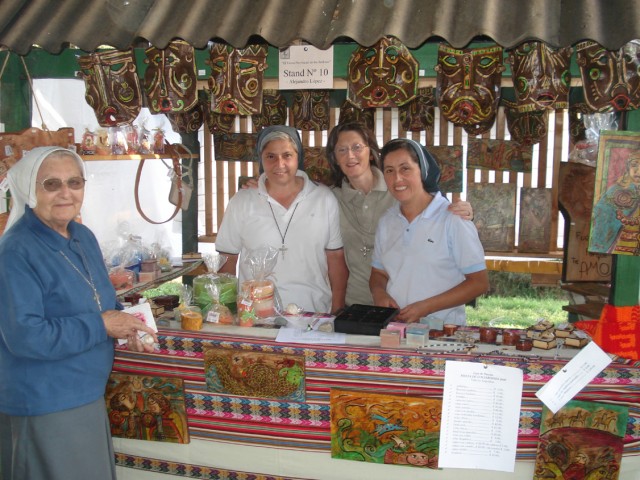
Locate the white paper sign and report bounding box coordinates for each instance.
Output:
[279,45,333,89]
[118,302,158,345]
[275,327,346,344]
[438,360,523,472]
[536,341,612,413]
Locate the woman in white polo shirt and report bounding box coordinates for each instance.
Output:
[370,138,489,326]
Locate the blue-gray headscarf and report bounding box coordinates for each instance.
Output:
[380,138,440,194]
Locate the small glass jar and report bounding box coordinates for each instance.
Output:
[516,337,533,351]
[502,329,519,346]
[443,324,459,336]
[479,326,497,344]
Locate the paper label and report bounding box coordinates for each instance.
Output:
[536,341,612,413]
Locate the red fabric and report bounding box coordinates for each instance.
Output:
[576,304,640,360]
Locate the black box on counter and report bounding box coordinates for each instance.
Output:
[333,304,399,335]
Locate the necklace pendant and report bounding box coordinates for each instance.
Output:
[279,243,287,259]
[360,245,373,257]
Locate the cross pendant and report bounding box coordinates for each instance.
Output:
[279,243,287,259]
[360,245,372,257]
[94,291,102,310]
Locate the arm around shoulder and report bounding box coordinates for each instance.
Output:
[326,248,348,314]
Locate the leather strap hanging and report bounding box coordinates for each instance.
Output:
[134,142,186,224]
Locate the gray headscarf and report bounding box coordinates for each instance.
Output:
[5,146,86,232]
[256,125,304,173]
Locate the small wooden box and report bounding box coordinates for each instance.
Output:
[533,338,557,350]
[150,304,165,317]
[564,335,589,348]
[527,327,554,339]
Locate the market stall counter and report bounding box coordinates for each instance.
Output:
[111,320,640,480]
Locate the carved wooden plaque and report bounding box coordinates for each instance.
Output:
[0,127,76,181]
[558,162,612,282]
[467,183,517,252]
[519,187,552,253]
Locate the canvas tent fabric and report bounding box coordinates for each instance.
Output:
[1,0,640,55]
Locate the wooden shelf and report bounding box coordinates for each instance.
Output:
[560,282,611,298]
[115,260,204,299]
[562,302,605,320]
[80,153,198,161]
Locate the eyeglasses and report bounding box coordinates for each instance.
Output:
[335,144,367,157]
[38,177,86,192]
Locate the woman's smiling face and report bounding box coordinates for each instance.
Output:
[334,130,371,180]
[382,147,423,204]
[33,152,84,235]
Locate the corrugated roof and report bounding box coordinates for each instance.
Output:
[1,0,640,55]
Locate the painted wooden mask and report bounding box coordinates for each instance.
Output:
[292,90,330,131]
[435,44,505,135]
[506,41,572,111]
[166,100,205,134]
[577,40,640,112]
[144,40,198,114]
[77,48,142,127]
[400,87,435,132]
[208,42,268,115]
[504,102,548,145]
[347,36,418,108]
[338,100,375,131]
[569,102,591,145]
[202,89,235,133]
[252,89,288,131]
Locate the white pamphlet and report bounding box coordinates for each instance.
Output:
[536,340,612,413]
[438,360,523,472]
[118,302,158,345]
[275,327,346,344]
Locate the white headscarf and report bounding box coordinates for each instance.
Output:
[5,146,86,233]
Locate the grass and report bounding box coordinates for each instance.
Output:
[466,271,570,328]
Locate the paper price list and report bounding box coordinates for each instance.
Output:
[438,361,523,472]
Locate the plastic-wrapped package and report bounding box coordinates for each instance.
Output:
[569,112,618,166]
[193,253,237,318]
[236,246,282,326]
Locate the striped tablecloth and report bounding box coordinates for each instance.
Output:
[112,329,640,461]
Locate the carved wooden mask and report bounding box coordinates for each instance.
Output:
[77,48,142,127]
[577,40,640,112]
[400,87,435,132]
[292,90,330,131]
[202,89,235,133]
[338,100,375,130]
[506,41,572,111]
[208,42,268,115]
[144,40,198,114]
[166,100,205,134]
[252,89,288,131]
[569,102,591,144]
[347,36,418,108]
[435,44,505,134]
[504,103,548,145]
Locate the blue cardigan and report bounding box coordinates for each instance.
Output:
[0,207,117,416]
